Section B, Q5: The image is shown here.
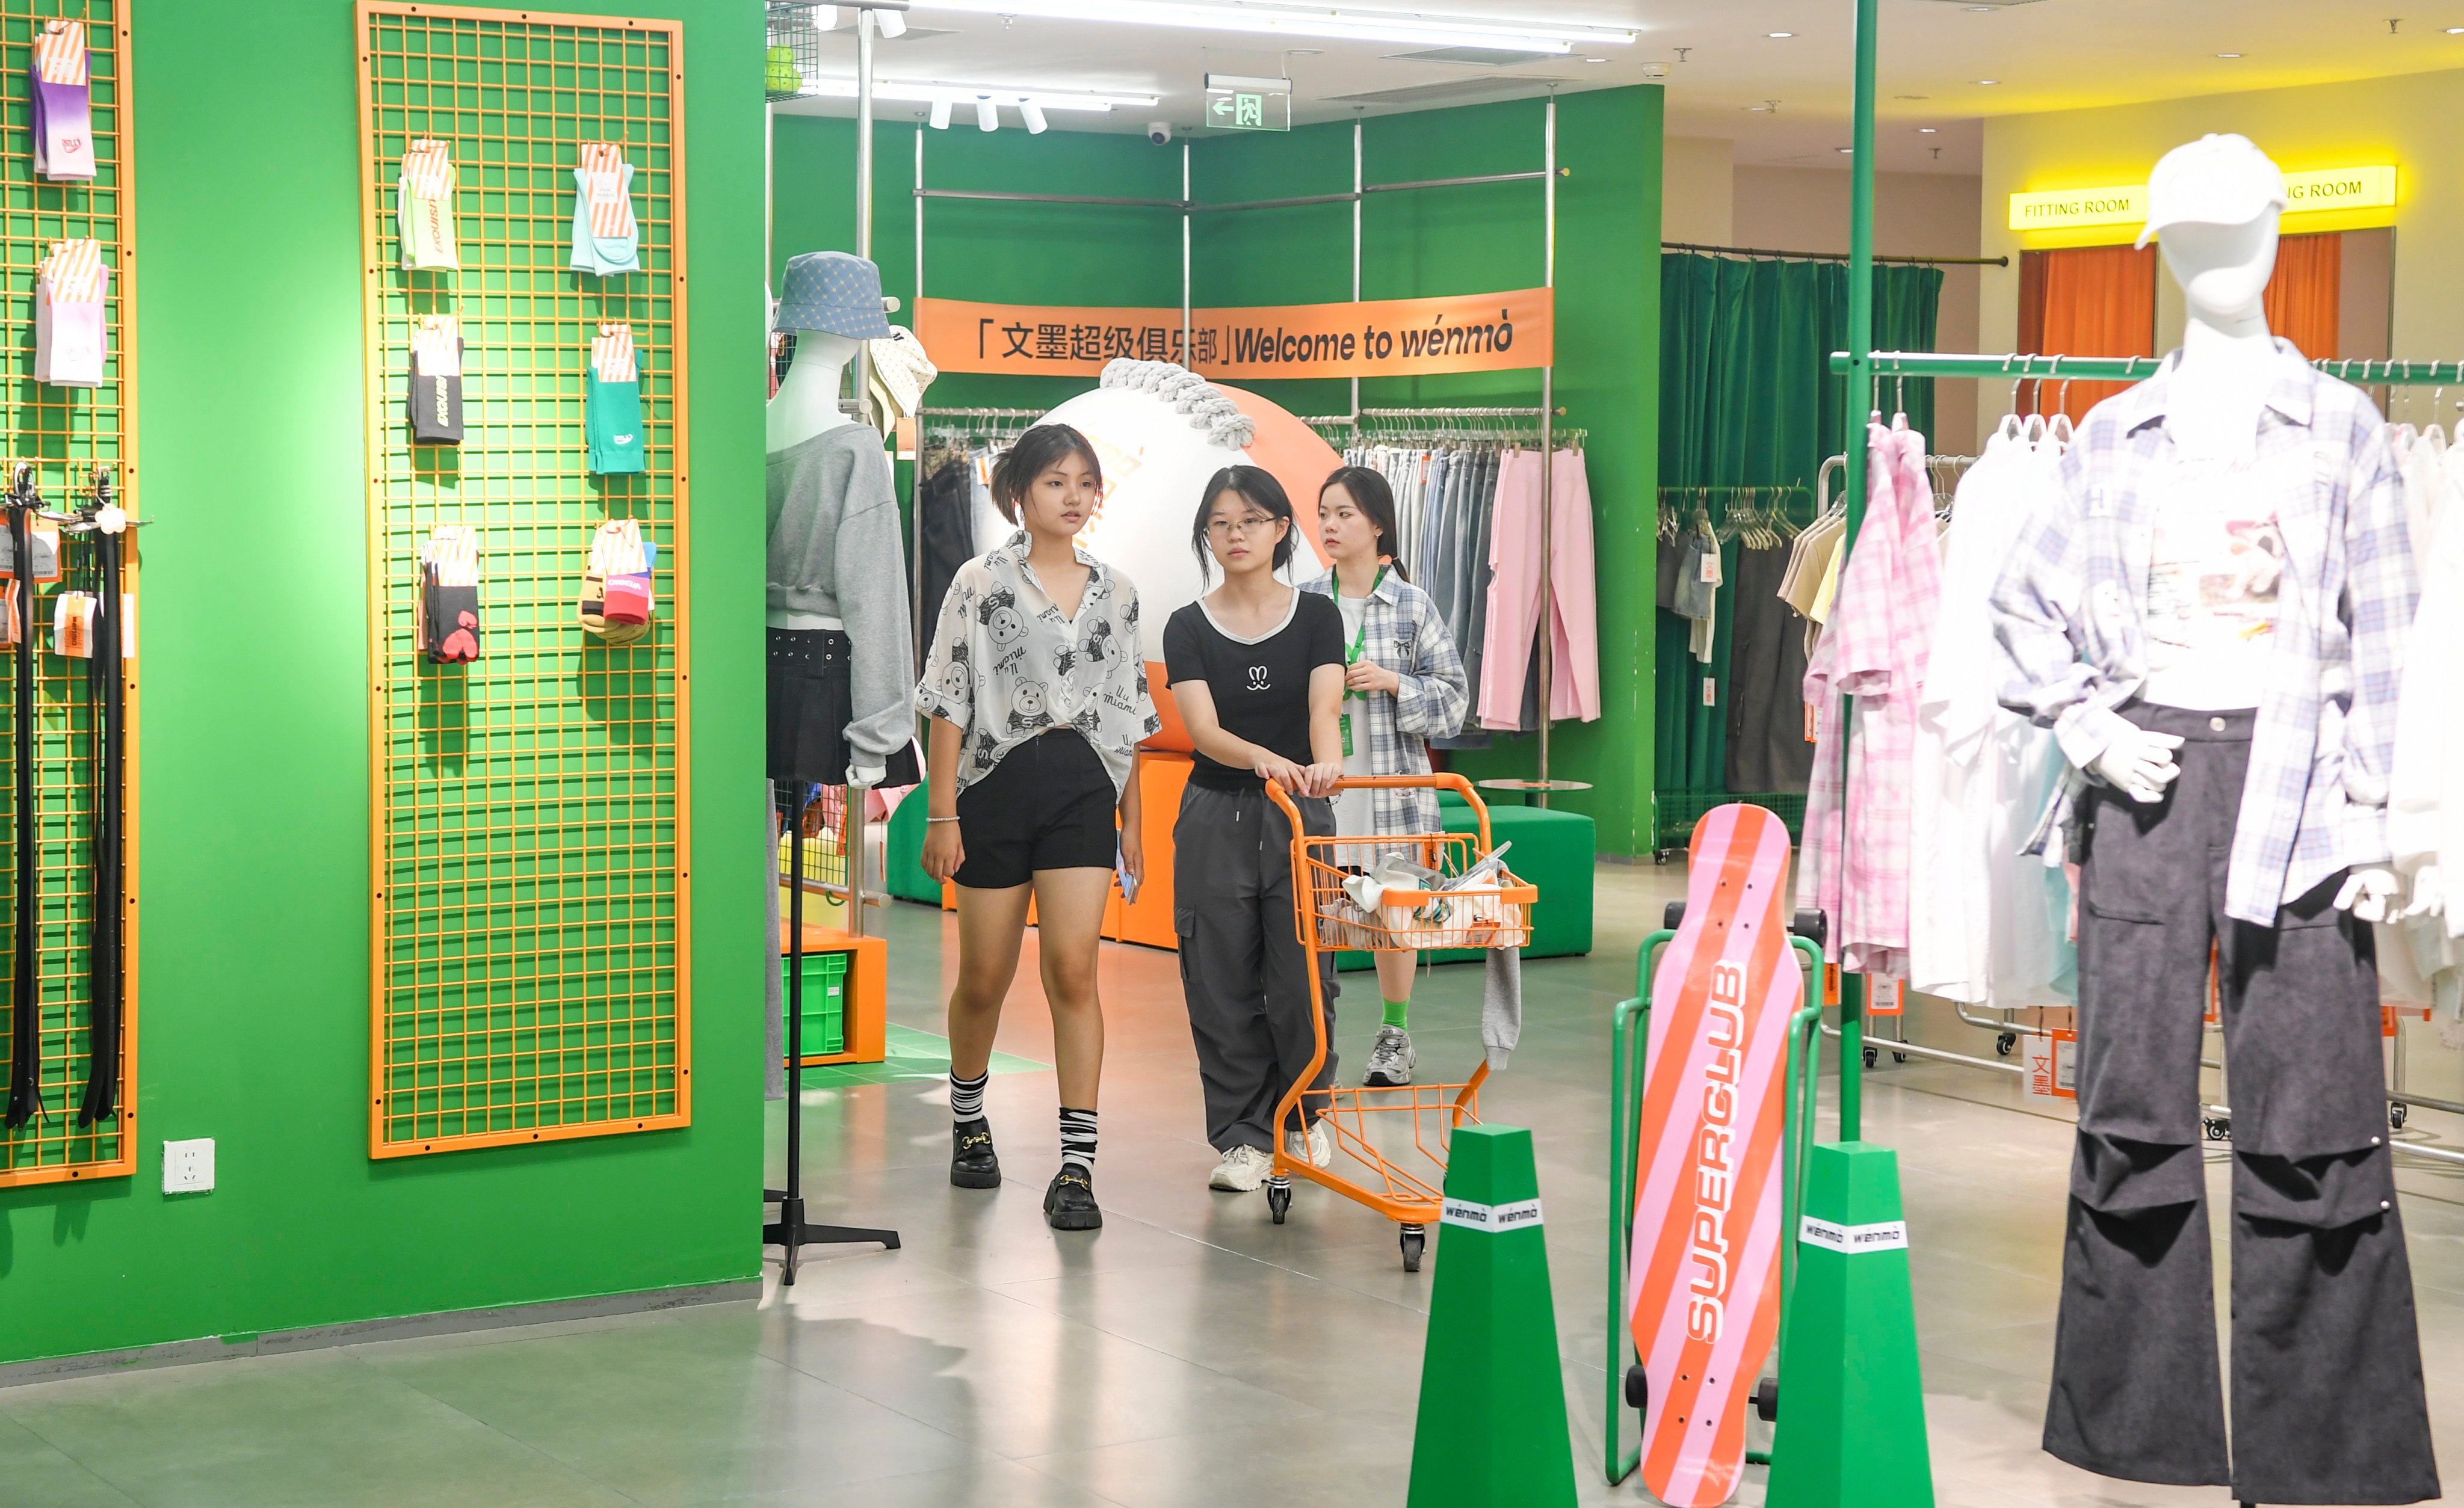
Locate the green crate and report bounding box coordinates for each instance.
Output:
[783,950,849,1058]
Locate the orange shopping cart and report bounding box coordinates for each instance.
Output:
[1263,772,1539,1270]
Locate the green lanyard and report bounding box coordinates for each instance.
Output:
[1343,565,1385,667]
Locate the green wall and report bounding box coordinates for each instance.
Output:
[0,0,767,1365]
[770,90,1665,853]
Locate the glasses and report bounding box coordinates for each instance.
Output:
[1208,514,1279,538]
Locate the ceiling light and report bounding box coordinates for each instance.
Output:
[1836,147,1853,154]
[928,95,953,129]
[1767,31,1794,38]
[908,0,1638,54]
[2450,25,2464,32]
[1017,100,1049,134]
[1918,126,1938,133]
[801,79,1163,111]
[976,96,999,131]
[1964,5,1992,10]
[873,8,907,37]
[1586,56,1608,63]
[1975,78,2000,84]
[2215,51,2241,58]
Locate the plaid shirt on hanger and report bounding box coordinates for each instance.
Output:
[1989,342,2416,926]
[1300,567,1469,835]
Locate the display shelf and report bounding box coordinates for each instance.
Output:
[0,0,135,1191]
[356,4,690,1157]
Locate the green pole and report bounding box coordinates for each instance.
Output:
[1835,0,1880,1144]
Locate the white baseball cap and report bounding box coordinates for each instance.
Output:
[2135,134,2288,248]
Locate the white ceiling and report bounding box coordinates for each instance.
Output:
[773,1,2464,176]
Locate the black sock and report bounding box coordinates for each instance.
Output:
[1059,1106,1098,1173]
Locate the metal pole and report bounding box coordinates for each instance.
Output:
[912,126,927,674]
[1535,91,1556,807]
[852,10,876,426]
[1182,140,1193,368]
[1351,112,1362,426]
[1837,0,1880,1145]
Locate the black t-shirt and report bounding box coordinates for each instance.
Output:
[1163,589,1345,790]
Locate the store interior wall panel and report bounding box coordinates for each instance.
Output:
[0,0,768,1370]
[1660,135,1736,247]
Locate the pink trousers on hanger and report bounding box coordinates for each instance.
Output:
[1478,446,1601,729]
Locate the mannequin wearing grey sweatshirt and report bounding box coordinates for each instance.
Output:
[766,423,916,764]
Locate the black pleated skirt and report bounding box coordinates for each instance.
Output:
[765,627,921,786]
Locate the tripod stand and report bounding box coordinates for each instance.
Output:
[763,781,898,1284]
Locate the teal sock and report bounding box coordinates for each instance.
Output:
[1382,999,1409,1030]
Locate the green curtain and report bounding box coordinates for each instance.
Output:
[1653,254,1945,827]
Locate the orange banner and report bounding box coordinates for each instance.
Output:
[915,287,1554,380]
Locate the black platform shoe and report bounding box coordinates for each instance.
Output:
[1044,1166,1102,1231]
[951,1118,1001,1189]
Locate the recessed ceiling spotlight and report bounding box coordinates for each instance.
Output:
[1768,31,1794,38]
[1975,78,2000,84]
[1918,126,1938,133]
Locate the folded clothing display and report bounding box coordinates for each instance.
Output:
[580,518,656,643]
[420,526,480,663]
[36,238,106,389]
[409,315,464,445]
[587,323,644,473]
[396,138,459,271]
[569,142,640,276]
[30,18,93,182]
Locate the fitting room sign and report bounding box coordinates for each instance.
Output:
[914,287,1554,380]
[2008,165,2399,231]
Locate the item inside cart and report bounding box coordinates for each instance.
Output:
[1315,840,1529,952]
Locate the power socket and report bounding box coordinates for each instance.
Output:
[162,1137,215,1195]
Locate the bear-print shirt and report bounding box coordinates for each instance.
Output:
[914,529,1160,796]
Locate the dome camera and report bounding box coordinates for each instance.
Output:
[1147,120,1173,145]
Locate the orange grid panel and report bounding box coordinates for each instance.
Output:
[0,1,137,1191]
[358,3,690,1157]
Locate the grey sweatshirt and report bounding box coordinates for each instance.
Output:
[767,424,916,766]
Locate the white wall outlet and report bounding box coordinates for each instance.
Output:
[162,1137,215,1195]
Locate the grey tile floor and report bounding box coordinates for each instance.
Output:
[8,861,2464,1506]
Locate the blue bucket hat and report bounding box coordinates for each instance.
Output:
[773,250,895,339]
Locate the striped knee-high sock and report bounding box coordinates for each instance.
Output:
[1058,1107,1098,1173]
[949,1068,987,1125]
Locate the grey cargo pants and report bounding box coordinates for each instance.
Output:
[1173,782,1339,1154]
[2049,703,2438,1505]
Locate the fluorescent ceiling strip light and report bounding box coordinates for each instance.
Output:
[800,78,1161,110]
[912,0,1635,54]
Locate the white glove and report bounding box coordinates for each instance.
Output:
[2403,865,2447,922]
[2336,867,2401,922]
[847,763,886,789]
[2090,727,2185,804]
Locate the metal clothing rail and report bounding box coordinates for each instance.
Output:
[1827,350,2464,385]
[910,169,1550,217]
[1666,240,2010,268]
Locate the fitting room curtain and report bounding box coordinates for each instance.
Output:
[2264,232,2342,363]
[2019,244,2158,423]
[1653,253,1945,823]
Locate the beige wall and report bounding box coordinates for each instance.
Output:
[1662,135,1735,246]
[1983,69,2462,446]
[1732,167,1985,453]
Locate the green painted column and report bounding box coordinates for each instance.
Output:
[1764,1142,1934,1508]
[1407,1124,1576,1507]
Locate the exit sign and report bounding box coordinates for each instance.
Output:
[1204,73,1290,132]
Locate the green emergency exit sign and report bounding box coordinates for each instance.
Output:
[1204,74,1291,132]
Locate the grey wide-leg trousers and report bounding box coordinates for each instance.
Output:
[1173,783,1339,1153]
[2049,704,2438,1505]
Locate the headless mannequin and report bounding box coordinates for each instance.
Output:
[765,328,885,788]
[2095,209,2400,914]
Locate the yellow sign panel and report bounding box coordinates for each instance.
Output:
[2009,165,2398,232]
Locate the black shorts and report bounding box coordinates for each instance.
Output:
[954,730,1118,890]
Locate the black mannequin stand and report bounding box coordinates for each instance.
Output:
[762,783,898,1283]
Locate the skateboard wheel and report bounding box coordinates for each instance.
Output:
[1753,1376,1779,1422]
[2391,1102,2410,1130]
[1267,1182,1291,1224]
[1400,1223,1425,1272]
[1625,1364,1649,1412]
[1995,1032,2016,1057]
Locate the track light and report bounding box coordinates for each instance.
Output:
[803,78,1159,112]
[909,0,1634,54]
[929,95,953,129]
[1019,100,1049,134]
[976,96,999,131]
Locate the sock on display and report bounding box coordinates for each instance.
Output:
[1383,999,1410,1029]
[1059,1106,1098,1172]
[949,1068,987,1123]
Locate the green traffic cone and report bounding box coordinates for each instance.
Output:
[1764,1142,1935,1508]
[1406,1124,1578,1508]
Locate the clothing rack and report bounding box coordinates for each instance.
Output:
[1664,239,2010,269]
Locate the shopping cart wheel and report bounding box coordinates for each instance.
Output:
[1267,1177,1291,1225]
[1862,1045,1878,1069]
[1753,1376,1779,1423]
[2391,1101,2411,1131]
[1625,1364,1649,1412]
[1893,1051,1908,1064]
[1400,1223,1427,1272]
[2203,1115,2231,1142]
[1995,1032,2017,1057]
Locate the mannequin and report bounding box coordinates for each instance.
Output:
[765,327,882,782]
[1992,135,2438,1507]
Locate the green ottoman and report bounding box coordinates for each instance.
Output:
[1336,792,1594,969]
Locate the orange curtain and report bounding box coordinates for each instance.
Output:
[2019,245,2158,423]
[2264,232,2341,362]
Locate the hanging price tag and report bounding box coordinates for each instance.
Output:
[1702,677,1717,707]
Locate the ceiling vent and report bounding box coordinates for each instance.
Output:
[1328,76,1577,106]
[1382,46,1566,66]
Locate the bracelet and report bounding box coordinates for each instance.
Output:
[927,814,961,824]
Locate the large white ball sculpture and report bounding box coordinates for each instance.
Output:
[1038,360,1344,752]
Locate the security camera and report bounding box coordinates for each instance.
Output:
[1147,121,1173,145]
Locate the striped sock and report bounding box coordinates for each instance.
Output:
[1058,1107,1098,1172]
[949,1068,987,1124]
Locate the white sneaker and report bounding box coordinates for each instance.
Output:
[1363,1025,1417,1087]
[1283,1119,1333,1169]
[1209,1144,1274,1192]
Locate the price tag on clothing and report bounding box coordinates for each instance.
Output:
[1701,677,1717,707]
[1699,551,1722,585]
[1868,976,1904,1017]
[2022,1030,2078,1101]
[1339,712,1354,757]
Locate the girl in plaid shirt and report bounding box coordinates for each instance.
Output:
[1304,467,1470,1086]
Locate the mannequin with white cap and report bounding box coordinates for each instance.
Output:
[1991,134,2439,1507]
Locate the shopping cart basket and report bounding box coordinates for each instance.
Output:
[1264,772,1539,1270]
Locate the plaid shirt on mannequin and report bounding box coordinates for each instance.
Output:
[1989,342,2417,926]
[1300,567,1468,835]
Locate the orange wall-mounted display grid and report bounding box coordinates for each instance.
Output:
[356,4,691,1158]
[0,1,138,1192]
